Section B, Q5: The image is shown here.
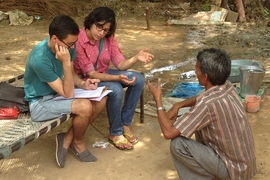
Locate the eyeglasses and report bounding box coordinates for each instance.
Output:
[59,38,78,49]
[94,22,110,34]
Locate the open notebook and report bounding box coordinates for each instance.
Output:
[53,86,112,101]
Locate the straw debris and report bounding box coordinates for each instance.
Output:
[0,0,83,19]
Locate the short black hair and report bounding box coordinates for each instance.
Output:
[84,7,116,38]
[49,15,79,40]
[197,48,231,85]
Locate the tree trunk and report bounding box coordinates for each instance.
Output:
[190,0,195,7]
[235,0,246,22]
[211,0,221,6]
[220,0,228,8]
[265,0,270,11]
[255,0,265,15]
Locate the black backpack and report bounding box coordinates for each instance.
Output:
[0,82,29,113]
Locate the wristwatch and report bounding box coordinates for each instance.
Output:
[157,106,166,111]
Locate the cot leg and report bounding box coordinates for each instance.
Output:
[140,72,144,123]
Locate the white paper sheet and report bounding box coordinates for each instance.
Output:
[53,86,107,100]
[89,90,112,101]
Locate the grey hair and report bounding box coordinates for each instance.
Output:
[196,48,231,85]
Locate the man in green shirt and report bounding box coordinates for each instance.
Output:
[24,15,106,168]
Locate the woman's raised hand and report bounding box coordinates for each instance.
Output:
[136,48,154,63]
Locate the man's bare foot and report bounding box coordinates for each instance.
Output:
[72,141,87,153]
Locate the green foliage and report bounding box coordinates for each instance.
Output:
[264,8,269,16]
[202,0,211,11]
[263,8,269,20]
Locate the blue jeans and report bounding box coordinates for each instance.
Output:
[98,69,144,136]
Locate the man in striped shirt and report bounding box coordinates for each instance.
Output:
[147,48,257,180]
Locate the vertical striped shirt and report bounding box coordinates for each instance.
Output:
[174,81,257,180]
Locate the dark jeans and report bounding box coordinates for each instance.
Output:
[98,69,144,135]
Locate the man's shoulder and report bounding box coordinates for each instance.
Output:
[29,39,52,61]
[33,38,48,49]
[199,83,238,106]
[30,39,48,56]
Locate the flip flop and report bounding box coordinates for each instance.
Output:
[108,138,134,151]
[123,133,139,145]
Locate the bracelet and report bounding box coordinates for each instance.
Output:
[157,106,166,111]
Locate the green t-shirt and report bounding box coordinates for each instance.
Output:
[24,38,76,103]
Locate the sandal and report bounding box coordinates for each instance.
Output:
[108,138,133,151]
[123,133,139,145]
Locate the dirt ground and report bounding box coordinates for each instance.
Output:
[1,2,270,180]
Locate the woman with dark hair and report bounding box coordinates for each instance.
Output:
[74,7,154,150]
